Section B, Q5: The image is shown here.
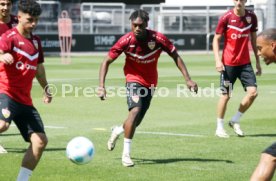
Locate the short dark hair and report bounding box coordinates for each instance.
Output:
[18,0,42,17]
[258,28,276,41]
[129,9,149,23]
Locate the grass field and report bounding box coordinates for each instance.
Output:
[0,53,276,181]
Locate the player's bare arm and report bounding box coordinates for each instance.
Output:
[36,63,52,104]
[171,51,198,93]
[0,50,13,64]
[212,33,224,72]
[98,55,115,100]
[251,31,262,76]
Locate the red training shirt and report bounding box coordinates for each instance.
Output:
[0,15,18,36]
[215,9,258,66]
[0,28,44,105]
[108,29,176,88]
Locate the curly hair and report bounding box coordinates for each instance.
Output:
[18,0,42,17]
[129,9,149,23]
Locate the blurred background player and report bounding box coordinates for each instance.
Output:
[98,9,198,167]
[0,0,52,180]
[250,28,276,181]
[212,0,261,138]
[0,0,18,154]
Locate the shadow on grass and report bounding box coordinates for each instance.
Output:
[4,147,65,153]
[0,133,21,136]
[133,157,233,165]
[246,134,276,137]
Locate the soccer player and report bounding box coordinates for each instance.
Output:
[250,28,276,181]
[213,0,261,138]
[0,1,52,180]
[0,0,18,154]
[98,9,198,167]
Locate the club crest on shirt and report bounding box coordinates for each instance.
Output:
[148,41,156,50]
[33,39,39,50]
[2,108,11,119]
[246,16,251,24]
[131,95,139,103]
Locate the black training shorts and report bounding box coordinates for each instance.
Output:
[0,93,45,142]
[220,63,257,93]
[263,142,276,157]
[126,82,153,111]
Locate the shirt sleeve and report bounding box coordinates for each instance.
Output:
[35,36,44,63]
[250,13,258,32]
[0,34,12,52]
[108,34,128,60]
[215,15,227,35]
[156,32,176,56]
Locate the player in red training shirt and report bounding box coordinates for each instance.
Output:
[0,1,52,180]
[213,0,262,138]
[98,9,198,167]
[0,0,18,154]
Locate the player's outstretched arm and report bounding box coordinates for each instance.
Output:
[36,63,52,104]
[170,51,198,93]
[98,55,115,100]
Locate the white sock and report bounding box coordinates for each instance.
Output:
[123,138,132,155]
[16,167,32,181]
[114,125,124,135]
[231,111,243,123]
[216,118,224,130]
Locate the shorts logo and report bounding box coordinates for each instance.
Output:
[2,108,10,119]
[131,95,139,103]
[148,41,156,50]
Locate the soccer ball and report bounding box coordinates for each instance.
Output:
[66,136,95,165]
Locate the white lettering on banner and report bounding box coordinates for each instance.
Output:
[15,61,37,70]
[170,39,185,46]
[94,36,116,46]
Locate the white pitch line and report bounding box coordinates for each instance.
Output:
[92,128,204,137]
[137,131,204,137]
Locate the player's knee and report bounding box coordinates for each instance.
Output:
[248,90,258,99]
[0,120,10,133]
[30,133,48,149]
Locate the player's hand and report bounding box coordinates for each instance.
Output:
[186,80,198,94]
[43,86,52,104]
[97,87,106,100]
[0,53,14,65]
[216,61,224,73]
[256,63,262,76]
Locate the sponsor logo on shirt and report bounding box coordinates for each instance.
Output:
[230,33,249,39]
[15,61,37,70]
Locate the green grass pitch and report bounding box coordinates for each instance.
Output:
[0,53,276,181]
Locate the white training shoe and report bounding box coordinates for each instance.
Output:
[215,129,229,138]
[229,121,244,137]
[107,127,120,151]
[0,144,7,154]
[122,154,134,167]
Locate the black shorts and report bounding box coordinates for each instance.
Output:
[263,142,276,157]
[220,63,257,93]
[126,82,153,111]
[0,93,45,142]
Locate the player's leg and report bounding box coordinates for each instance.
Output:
[250,143,276,181]
[15,106,48,181]
[122,83,152,167]
[0,94,17,153]
[229,64,257,136]
[216,68,235,138]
